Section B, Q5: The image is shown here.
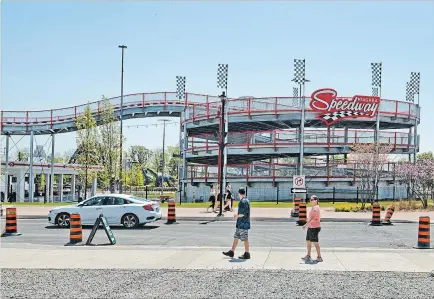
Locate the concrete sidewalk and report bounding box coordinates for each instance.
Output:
[2,205,434,223]
[1,246,433,272]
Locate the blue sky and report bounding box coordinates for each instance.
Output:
[2,1,434,157]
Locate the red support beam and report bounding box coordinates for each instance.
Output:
[274,97,278,118]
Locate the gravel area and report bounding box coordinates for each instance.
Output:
[2,269,434,299]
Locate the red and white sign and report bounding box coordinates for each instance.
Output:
[309,88,380,126]
[293,175,305,189]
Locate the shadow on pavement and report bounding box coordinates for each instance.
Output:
[45,225,160,230]
[228,258,247,263]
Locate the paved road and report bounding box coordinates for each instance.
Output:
[2,219,429,249]
[2,269,434,299]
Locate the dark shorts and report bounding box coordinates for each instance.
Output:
[306,227,321,242]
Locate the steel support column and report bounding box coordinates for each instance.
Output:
[71,174,76,202]
[4,134,10,202]
[29,130,34,202]
[50,133,55,202]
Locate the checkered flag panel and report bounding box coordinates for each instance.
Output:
[293,59,305,84]
[217,64,228,89]
[176,76,186,99]
[410,72,420,95]
[406,81,414,102]
[292,87,299,108]
[371,62,382,87]
[318,111,370,126]
[372,87,378,97]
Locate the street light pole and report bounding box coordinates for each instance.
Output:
[159,119,169,196]
[216,64,228,217]
[118,45,127,194]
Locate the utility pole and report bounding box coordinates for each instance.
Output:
[118,45,127,194]
[158,119,170,196]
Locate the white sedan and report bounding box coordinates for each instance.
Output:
[48,194,162,228]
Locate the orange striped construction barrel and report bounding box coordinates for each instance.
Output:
[65,213,82,246]
[165,201,177,224]
[291,197,301,217]
[369,202,383,226]
[414,216,432,249]
[296,202,307,226]
[1,207,22,237]
[382,205,395,225]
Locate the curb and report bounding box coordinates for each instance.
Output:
[1,215,417,223]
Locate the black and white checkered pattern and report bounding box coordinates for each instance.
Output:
[371,62,382,87]
[292,87,299,108]
[372,87,378,97]
[217,64,228,89]
[319,111,370,125]
[405,81,414,102]
[293,59,305,84]
[176,76,186,99]
[293,87,298,97]
[409,72,420,95]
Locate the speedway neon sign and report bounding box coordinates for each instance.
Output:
[309,88,380,126]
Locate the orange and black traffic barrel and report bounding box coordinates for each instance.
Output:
[382,205,395,225]
[296,202,307,226]
[291,197,301,217]
[414,216,432,249]
[165,201,178,224]
[369,202,383,226]
[1,207,22,237]
[65,213,82,246]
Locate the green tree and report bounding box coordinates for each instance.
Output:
[418,151,434,161]
[129,145,152,166]
[75,104,100,199]
[16,148,30,161]
[166,145,180,179]
[98,97,122,189]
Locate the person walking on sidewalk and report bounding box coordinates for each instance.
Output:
[222,187,251,259]
[302,195,323,262]
[223,184,233,212]
[207,185,216,213]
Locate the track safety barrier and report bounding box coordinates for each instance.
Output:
[65,213,82,246]
[369,202,383,226]
[413,216,432,249]
[165,201,178,224]
[382,205,395,225]
[1,207,22,237]
[291,197,301,217]
[296,202,307,226]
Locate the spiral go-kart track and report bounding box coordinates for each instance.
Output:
[1,85,419,202]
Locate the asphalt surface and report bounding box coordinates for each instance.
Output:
[2,269,434,299]
[1,219,430,249]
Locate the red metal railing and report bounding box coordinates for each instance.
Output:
[185,128,418,152]
[187,161,398,184]
[1,92,419,130]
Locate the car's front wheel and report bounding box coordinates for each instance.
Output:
[56,213,70,228]
[121,213,139,229]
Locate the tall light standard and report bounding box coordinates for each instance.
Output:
[217,64,228,217]
[291,59,309,176]
[176,76,186,203]
[118,45,127,194]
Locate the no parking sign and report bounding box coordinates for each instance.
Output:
[292,175,305,189]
